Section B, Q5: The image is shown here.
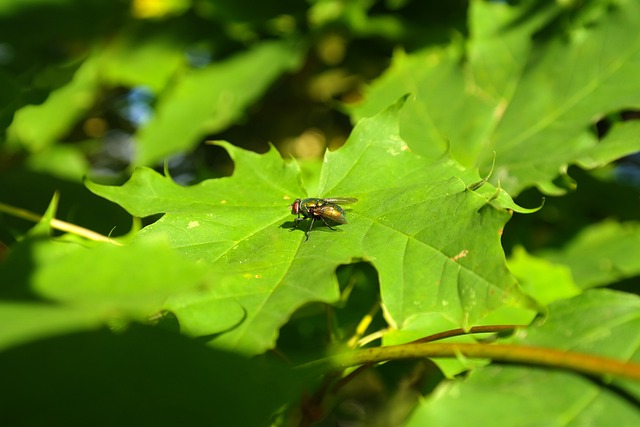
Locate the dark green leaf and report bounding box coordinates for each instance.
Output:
[0,324,302,426]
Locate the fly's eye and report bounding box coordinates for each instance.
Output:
[290,200,300,214]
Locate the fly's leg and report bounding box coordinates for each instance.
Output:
[305,217,316,241]
[320,217,337,231]
[291,215,305,232]
[293,215,338,241]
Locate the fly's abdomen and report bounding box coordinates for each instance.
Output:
[319,205,347,224]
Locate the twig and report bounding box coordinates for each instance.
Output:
[299,342,640,382]
[0,202,122,246]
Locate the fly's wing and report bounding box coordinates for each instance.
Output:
[322,197,358,204]
[319,204,348,224]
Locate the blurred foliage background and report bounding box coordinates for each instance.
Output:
[0,0,477,244]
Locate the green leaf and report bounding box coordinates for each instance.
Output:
[405,289,640,427]
[507,245,582,305]
[577,121,640,169]
[134,39,304,166]
[88,99,536,355]
[539,220,640,289]
[0,231,242,347]
[6,56,100,152]
[98,30,186,93]
[29,237,211,310]
[517,289,640,357]
[408,366,640,426]
[0,192,242,349]
[25,145,89,181]
[0,303,105,351]
[350,0,640,195]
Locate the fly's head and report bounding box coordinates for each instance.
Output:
[290,198,302,215]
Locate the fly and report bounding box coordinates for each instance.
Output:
[289,197,358,241]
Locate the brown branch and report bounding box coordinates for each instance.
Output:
[410,324,522,344]
[300,342,640,381]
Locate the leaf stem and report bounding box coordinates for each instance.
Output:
[0,202,122,246]
[410,324,521,343]
[299,342,640,381]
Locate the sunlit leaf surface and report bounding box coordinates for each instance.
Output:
[88,99,535,354]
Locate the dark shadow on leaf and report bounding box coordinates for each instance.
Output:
[0,323,302,425]
[193,305,248,344]
[279,220,347,235]
[0,235,51,301]
[584,374,640,409]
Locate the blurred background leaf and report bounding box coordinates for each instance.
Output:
[350,0,640,196]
